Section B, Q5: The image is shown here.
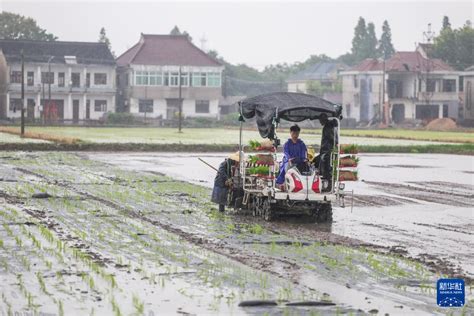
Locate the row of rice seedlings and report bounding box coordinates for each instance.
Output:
[17,273,37,311]
[1,292,13,315]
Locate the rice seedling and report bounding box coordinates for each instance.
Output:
[110,296,122,316]
[36,272,50,295]
[58,300,64,316]
[132,294,144,315]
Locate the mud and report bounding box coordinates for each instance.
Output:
[1,152,473,315]
[363,180,473,207]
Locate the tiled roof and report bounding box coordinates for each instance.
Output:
[116,34,222,67]
[348,52,454,72]
[288,62,346,81]
[0,39,115,65]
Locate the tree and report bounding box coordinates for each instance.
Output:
[366,22,378,58]
[351,17,368,62]
[442,16,451,31]
[350,17,378,63]
[98,27,114,56]
[377,20,395,59]
[0,11,57,41]
[433,20,473,70]
[169,25,192,41]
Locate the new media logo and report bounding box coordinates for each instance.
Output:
[437,278,465,307]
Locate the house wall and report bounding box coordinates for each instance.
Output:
[0,51,7,118]
[4,61,116,121]
[464,74,474,120]
[129,97,218,119]
[119,64,223,119]
[287,81,307,93]
[341,72,383,122]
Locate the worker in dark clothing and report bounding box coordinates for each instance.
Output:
[211,152,240,212]
[313,113,338,191]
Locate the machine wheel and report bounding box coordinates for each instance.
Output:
[314,203,333,223]
[262,198,274,221]
[234,197,243,211]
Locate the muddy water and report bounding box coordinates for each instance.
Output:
[87,152,474,280]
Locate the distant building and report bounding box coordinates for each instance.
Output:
[0,39,116,122]
[287,62,346,95]
[341,50,461,124]
[218,95,246,118]
[116,34,224,120]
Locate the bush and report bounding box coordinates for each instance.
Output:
[221,113,241,126]
[106,113,137,125]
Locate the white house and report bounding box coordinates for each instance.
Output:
[341,51,461,124]
[116,34,224,120]
[0,39,116,122]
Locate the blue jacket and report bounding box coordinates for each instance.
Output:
[282,138,307,165]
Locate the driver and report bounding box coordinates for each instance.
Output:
[276,124,307,189]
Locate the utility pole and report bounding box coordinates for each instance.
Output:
[381,55,386,125]
[178,66,183,133]
[144,85,147,124]
[48,57,52,123]
[42,71,45,125]
[20,49,25,135]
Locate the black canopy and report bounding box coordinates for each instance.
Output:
[238,92,342,139]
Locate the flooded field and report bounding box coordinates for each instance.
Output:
[0,152,473,315]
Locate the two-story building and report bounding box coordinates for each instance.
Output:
[116,34,224,120]
[341,51,461,124]
[0,39,116,122]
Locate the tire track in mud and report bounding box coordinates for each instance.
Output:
[363,180,473,207]
[10,165,473,287]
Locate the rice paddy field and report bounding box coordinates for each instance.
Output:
[0,151,472,315]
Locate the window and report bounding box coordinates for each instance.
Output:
[135,71,148,85]
[139,99,154,113]
[10,71,22,84]
[180,72,189,86]
[41,72,54,84]
[163,72,169,86]
[207,72,221,87]
[27,72,34,86]
[195,100,210,113]
[58,73,65,87]
[192,72,207,87]
[94,100,107,112]
[353,75,358,88]
[149,71,162,86]
[170,72,179,86]
[368,78,373,93]
[94,73,107,85]
[86,73,91,88]
[459,76,464,92]
[442,79,456,92]
[71,73,80,87]
[9,98,22,112]
[426,79,436,92]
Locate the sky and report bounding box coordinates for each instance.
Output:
[1,0,472,69]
